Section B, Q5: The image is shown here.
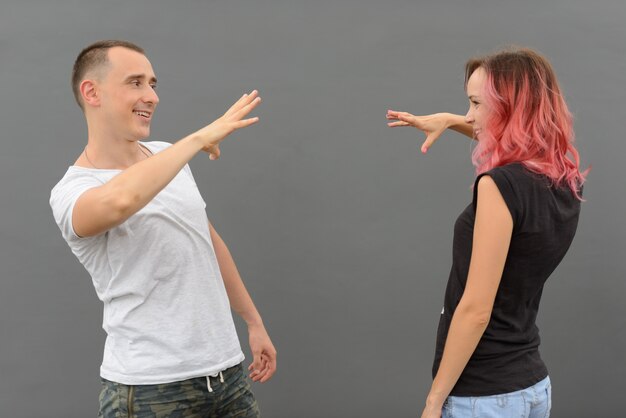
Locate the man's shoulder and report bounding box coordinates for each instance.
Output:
[52,166,97,187]
[142,140,173,153]
[50,167,104,206]
[51,167,80,192]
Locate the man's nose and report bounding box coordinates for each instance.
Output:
[144,88,159,106]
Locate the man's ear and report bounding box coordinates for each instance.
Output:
[80,79,100,108]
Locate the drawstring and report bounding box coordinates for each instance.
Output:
[206,371,225,393]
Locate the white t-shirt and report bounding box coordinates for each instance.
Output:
[49,141,244,385]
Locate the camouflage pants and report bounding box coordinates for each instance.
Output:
[98,363,260,418]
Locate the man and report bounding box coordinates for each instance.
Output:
[50,40,276,417]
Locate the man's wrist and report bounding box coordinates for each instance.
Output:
[181,132,206,152]
[244,316,264,329]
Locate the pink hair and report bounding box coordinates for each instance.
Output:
[466,48,586,198]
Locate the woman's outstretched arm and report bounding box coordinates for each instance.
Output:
[386,111,474,154]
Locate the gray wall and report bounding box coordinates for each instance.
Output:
[1,1,624,417]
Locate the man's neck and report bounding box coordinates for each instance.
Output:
[77,122,148,169]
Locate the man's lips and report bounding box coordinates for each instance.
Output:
[133,110,152,120]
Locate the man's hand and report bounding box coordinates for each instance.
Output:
[192,90,262,160]
[247,323,277,383]
[207,223,276,383]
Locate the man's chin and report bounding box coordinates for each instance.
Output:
[137,129,151,140]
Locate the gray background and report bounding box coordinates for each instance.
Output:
[1,0,624,417]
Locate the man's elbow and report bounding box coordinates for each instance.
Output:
[105,188,140,220]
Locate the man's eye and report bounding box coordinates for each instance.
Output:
[150,84,157,90]
[131,80,140,86]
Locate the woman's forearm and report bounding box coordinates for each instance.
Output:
[444,113,475,139]
[426,304,490,407]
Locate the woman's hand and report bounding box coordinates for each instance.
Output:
[420,404,442,418]
[386,110,452,154]
[387,111,475,153]
[419,393,445,418]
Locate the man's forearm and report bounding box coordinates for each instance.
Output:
[209,223,263,327]
[104,135,204,218]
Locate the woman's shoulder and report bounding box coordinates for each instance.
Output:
[487,162,579,206]
[488,163,550,187]
[488,162,526,177]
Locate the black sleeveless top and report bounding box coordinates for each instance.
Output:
[432,163,581,396]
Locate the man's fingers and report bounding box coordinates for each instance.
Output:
[250,351,263,373]
[252,364,270,382]
[248,351,276,383]
[232,97,261,121]
[234,90,258,113]
[224,94,248,117]
[252,353,262,367]
[225,90,258,117]
[251,361,269,382]
[250,365,266,382]
[234,117,259,130]
[208,144,220,160]
[259,357,276,383]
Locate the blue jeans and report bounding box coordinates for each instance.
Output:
[442,376,551,418]
[98,363,260,417]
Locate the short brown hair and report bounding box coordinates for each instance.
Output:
[71,40,145,109]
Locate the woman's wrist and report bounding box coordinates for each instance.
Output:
[425,390,447,409]
[443,113,463,129]
[444,113,475,139]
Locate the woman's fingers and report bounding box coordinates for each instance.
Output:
[388,109,448,153]
[387,121,410,127]
[387,110,417,126]
[421,130,445,154]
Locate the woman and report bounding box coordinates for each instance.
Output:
[387,48,586,418]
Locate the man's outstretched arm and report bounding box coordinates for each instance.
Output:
[209,222,277,383]
[73,91,261,237]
